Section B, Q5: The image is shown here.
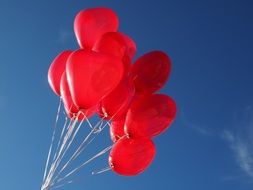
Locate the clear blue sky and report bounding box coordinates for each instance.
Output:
[0,0,253,189]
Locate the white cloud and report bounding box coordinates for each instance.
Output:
[223,129,253,179]
[222,130,235,142]
[181,107,253,182]
[188,122,213,136]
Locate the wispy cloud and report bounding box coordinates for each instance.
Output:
[180,106,253,184]
[180,111,213,136]
[222,121,253,180]
[187,121,213,136]
[181,107,253,182]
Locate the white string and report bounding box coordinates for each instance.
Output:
[50,180,74,190]
[51,116,69,162]
[92,166,111,175]
[49,119,104,186]
[49,107,123,187]
[84,114,94,129]
[52,115,85,172]
[55,145,112,185]
[58,120,103,171]
[42,98,62,183]
[42,96,132,189]
[51,125,110,187]
[45,113,81,188]
[43,114,78,189]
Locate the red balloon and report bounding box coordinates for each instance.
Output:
[97,77,135,120]
[60,72,79,115]
[48,51,73,96]
[131,51,171,94]
[60,72,95,120]
[110,118,126,143]
[74,7,119,49]
[66,49,124,109]
[125,94,176,139]
[109,137,156,176]
[68,107,96,121]
[67,108,95,121]
[93,32,136,73]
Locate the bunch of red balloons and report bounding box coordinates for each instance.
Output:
[48,7,176,176]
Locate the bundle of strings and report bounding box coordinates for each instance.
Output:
[41,99,120,190]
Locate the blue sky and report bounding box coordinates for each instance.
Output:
[0,0,253,189]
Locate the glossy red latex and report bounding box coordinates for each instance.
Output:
[67,109,95,121]
[131,51,171,94]
[66,49,123,109]
[97,77,135,120]
[60,72,79,114]
[74,7,119,49]
[60,72,95,120]
[93,32,136,73]
[125,94,176,139]
[48,51,73,96]
[109,137,156,176]
[110,118,126,143]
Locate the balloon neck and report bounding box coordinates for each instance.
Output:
[126,133,131,139]
[109,162,114,168]
[101,106,109,118]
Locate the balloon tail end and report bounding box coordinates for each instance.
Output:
[92,166,111,175]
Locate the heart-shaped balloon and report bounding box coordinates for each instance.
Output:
[60,71,79,114]
[97,77,135,120]
[110,118,126,143]
[66,49,123,109]
[125,94,176,139]
[109,137,156,176]
[93,32,136,74]
[60,72,95,120]
[131,51,171,94]
[48,50,73,96]
[74,7,119,49]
